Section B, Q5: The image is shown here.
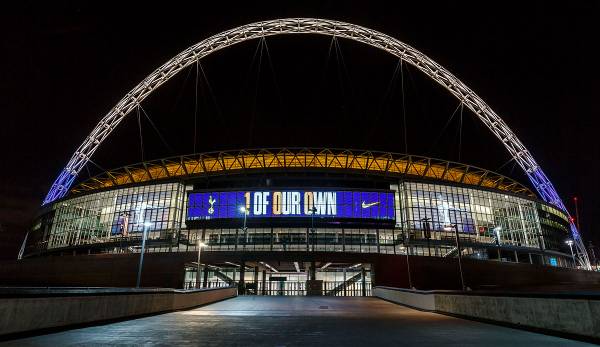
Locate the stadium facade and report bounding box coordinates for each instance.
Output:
[11,18,596,294]
[23,148,577,294]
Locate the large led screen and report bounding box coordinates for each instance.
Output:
[187,190,395,221]
[409,190,476,233]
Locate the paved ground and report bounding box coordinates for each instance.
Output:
[1,296,593,346]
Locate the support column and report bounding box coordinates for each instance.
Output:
[238,262,245,295]
[361,267,367,296]
[254,266,259,295]
[203,266,209,288]
[262,270,267,295]
[306,227,310,251]
[371,264,376,287]
[306,261,322,296]
[235,228,239,251]
[538,233,546,265]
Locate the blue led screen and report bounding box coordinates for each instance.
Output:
[187,190,395,221]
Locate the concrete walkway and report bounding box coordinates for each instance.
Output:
[1,296,593,346]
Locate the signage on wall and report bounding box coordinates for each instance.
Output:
[187,190,395,221]
[411,190,476,233]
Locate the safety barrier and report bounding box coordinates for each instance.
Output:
[373,286,600,341]
[0,286,237,336]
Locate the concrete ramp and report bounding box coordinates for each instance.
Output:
[1,296,591,346]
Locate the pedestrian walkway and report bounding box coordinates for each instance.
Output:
[1,296,592,346]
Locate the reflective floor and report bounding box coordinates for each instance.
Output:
[1,296,593,346]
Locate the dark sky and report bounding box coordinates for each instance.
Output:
[1,2,599,244]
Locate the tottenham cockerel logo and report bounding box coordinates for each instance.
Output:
[208,195,216,215]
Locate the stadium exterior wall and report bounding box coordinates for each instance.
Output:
[25,168,576,267]
[1,252,600,291]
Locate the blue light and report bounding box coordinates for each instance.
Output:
[43,170,75,205]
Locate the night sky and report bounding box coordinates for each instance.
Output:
[1,2,599,246]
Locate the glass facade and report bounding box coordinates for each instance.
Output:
[399,182,545,249]
[29,179,574,268]
[44,183,185,249]
[178,227,397,255]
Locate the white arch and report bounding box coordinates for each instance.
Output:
[43,18,590,269]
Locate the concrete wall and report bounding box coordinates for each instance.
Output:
[0,253,194,288]
[4,252,600,292]
[373,254,600,291]
[374,286,600,339]
[374,286,436,311]
[0,286,237,336]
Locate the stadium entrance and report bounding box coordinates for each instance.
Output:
[184,261,372,296]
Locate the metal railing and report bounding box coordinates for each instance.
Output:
[245,280,372,296]
[259,281,307,296]
[183,281,232,290]
[184,279,372,296]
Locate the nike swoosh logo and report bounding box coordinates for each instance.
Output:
[361,201,380,209]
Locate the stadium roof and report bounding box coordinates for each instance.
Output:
[71,148,534,197]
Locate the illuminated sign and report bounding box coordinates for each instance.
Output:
[187,190,395,221]
[110,191,171,235]
[411,190,476,233]
[549,258,558,267]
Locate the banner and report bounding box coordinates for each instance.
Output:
[187,190,395,221]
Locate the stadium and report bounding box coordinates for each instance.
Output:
[23,148,583,294]
[11,18,598,295]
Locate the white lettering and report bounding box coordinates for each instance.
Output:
[326,192,337,215]
[253,192,262,216]
[314,192,326,215]
[282,192,291,215]
[262,192,270,215]
[291,192,301,215]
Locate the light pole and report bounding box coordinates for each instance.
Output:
[309,206,317,252]
[196,238,207,289]
[493,226,502,261]
[452,224,466,291]
[404,229,413,289]
[566,239,575,267]
[136,221,152,288]
[240,206,249,249]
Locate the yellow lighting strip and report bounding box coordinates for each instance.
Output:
[71,148,533,197]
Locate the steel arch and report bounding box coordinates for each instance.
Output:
[42,18,590,269]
